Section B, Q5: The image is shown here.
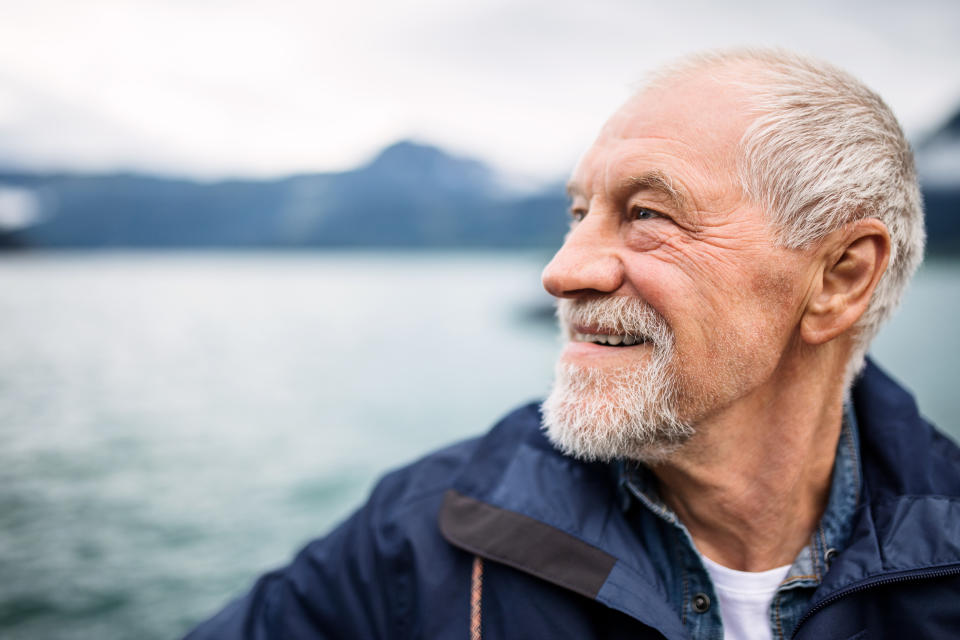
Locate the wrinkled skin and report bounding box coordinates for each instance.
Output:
[542,72,819,429]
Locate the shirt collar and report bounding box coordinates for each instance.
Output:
[618,403,863,587]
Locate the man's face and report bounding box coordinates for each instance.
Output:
[541,72,814,462]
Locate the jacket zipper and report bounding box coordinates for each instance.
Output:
[791,564,960,638]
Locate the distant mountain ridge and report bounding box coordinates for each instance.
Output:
[0,141,569,250]
[0,135,957,252]
[917,105,960,250]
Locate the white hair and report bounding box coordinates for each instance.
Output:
[542,297,694,463]
[648,49,925,385]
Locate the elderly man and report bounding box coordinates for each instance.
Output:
[188,50,960,640]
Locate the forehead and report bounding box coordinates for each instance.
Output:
[570,71,757,203]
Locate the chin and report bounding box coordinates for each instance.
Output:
[541,361,694,464]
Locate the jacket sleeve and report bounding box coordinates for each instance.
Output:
[184,492,408,640]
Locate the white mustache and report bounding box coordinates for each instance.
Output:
[557,297,673,346]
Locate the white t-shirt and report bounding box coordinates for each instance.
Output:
[700,554,792,640]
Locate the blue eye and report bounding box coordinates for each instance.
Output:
[631,206,660,220]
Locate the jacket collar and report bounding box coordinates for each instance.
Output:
[810,359,960,605]
[439,402,687,638]
[439,359,960,633]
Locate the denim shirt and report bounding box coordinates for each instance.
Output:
[618,408,862,640]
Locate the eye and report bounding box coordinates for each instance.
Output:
[570,208,587,223]
[630,206,661,221]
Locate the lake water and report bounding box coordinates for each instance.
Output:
[1,251,957,639]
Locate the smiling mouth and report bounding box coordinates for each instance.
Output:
[572,331,649,347]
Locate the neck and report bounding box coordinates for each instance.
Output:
[651,348,847,571]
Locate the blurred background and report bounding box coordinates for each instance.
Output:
[1,1,958,638]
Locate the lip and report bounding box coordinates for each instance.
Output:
[561,339,651,365]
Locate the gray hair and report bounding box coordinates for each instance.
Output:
[648,49,925,385]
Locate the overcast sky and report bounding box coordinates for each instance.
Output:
[1,0,958,181]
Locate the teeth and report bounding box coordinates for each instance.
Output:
[573,332,643,346]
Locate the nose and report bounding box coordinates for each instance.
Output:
[542,215,625,299]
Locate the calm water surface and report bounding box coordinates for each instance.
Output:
[0,251,956,639]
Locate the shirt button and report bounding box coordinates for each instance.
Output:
[824,548,838,568]
[692,593,711,613]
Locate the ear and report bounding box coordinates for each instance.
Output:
[800,218,891,346]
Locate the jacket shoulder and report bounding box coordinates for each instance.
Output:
[855,359,960,498]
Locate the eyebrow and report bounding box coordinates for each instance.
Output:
[624,170,688,211]
[566,169,689,212]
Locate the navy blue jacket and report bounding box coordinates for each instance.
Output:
[187,360,960,639]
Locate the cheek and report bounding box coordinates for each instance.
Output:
[710,269,798,351]
[620,242,803,353]
[750,267,798,309]
[691,272,802,389]
[623,223,676,253]
[673,270,795,373]
[745,263,810,348]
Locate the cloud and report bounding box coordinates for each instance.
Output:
[0,0,958,178]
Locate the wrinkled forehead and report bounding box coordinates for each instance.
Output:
[588,69,758,176]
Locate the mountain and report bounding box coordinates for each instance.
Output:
[0,133,957,252]
[917,106,960,252]
[0,141,569,249]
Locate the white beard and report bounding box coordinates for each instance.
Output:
[541,297,695,463]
